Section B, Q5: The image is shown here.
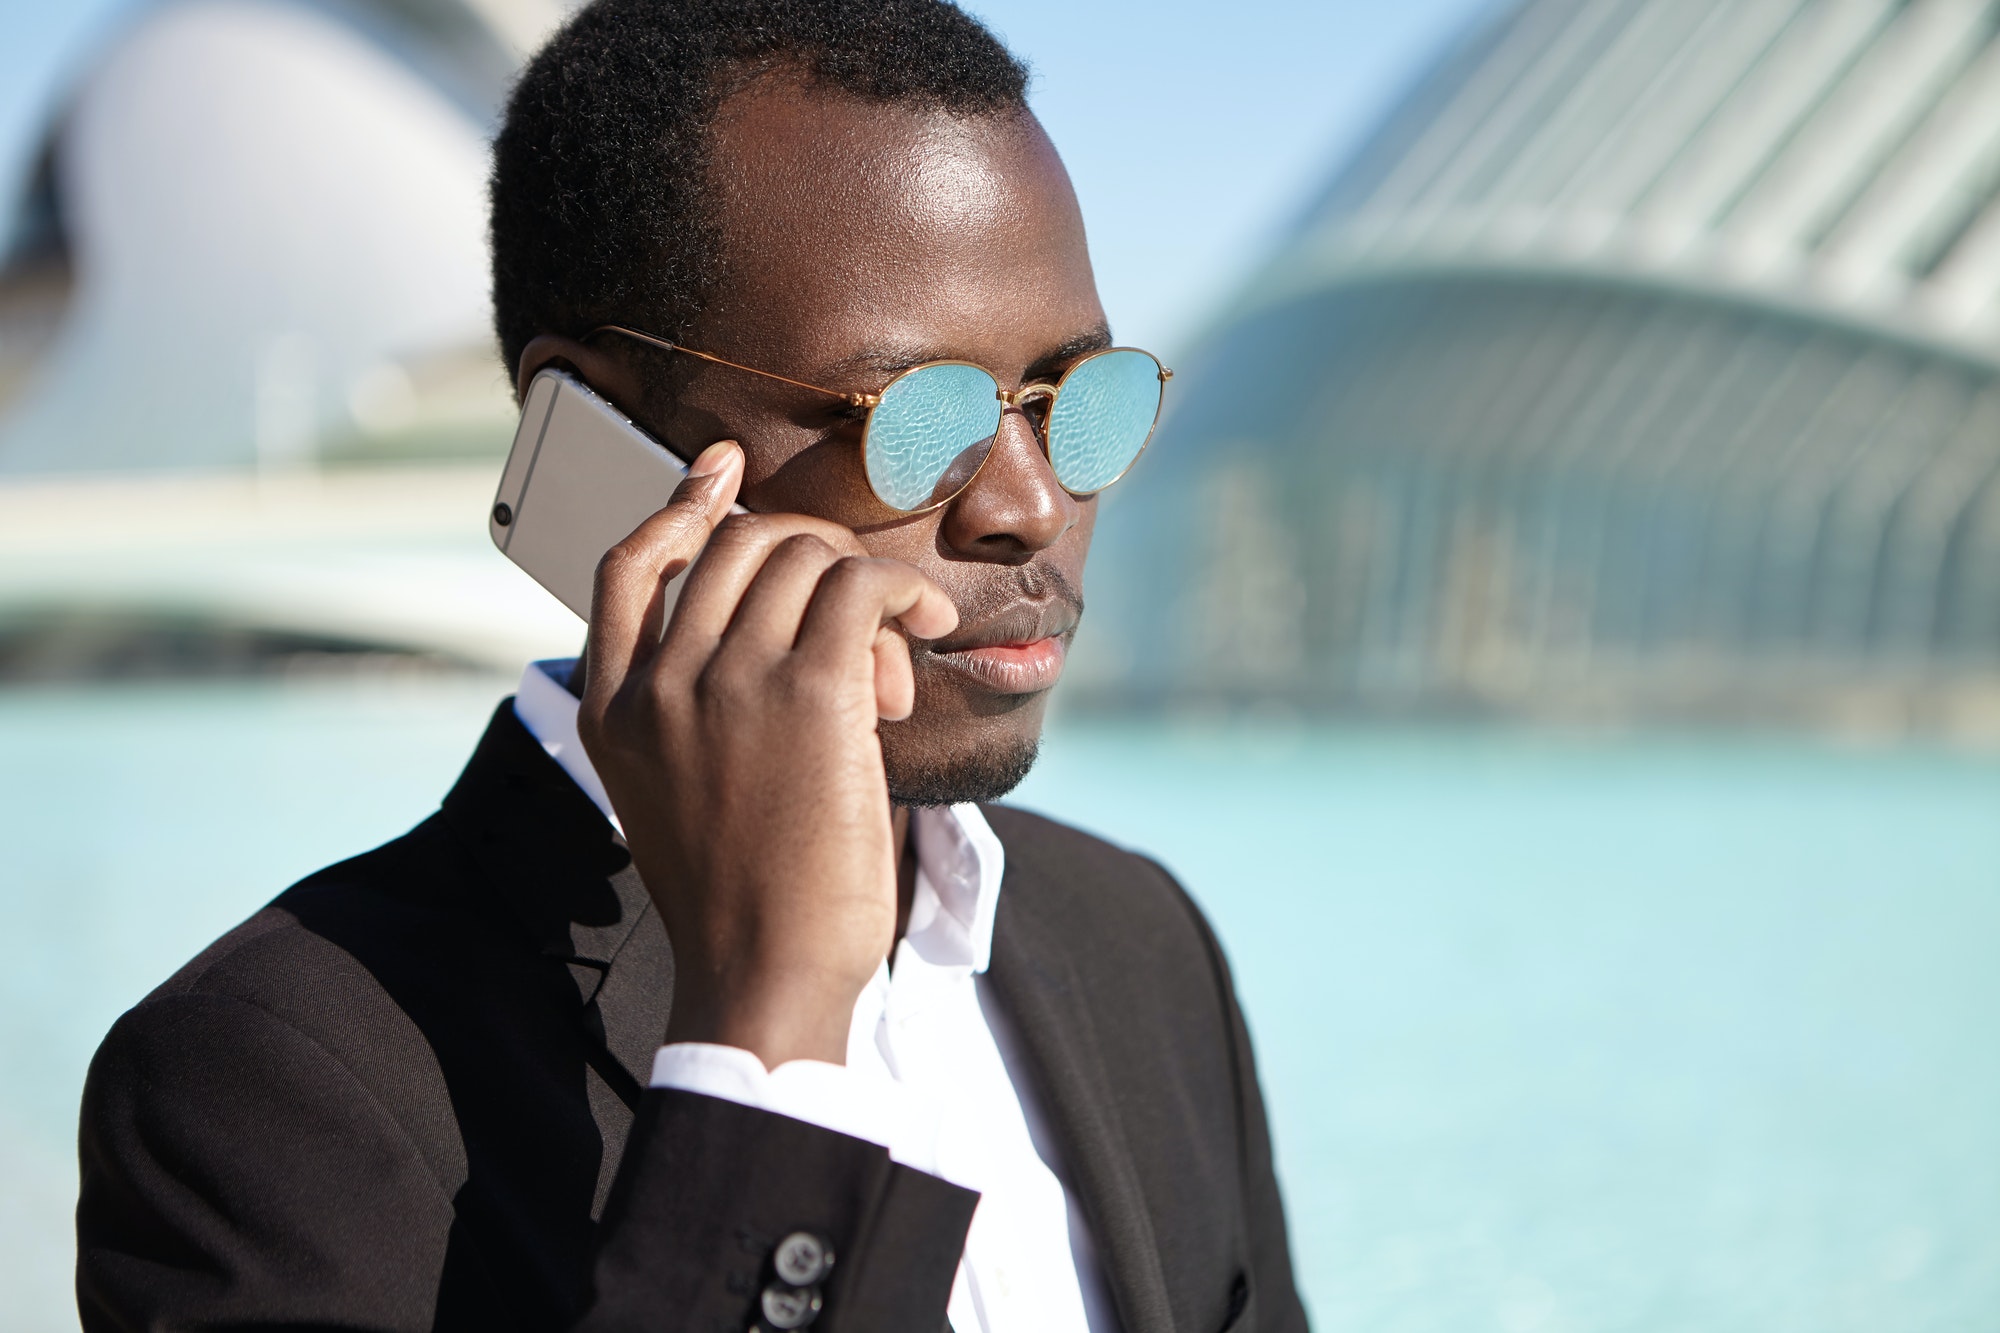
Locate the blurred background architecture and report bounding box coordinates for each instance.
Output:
[1087,0,2000,735]
[0,0,579,679]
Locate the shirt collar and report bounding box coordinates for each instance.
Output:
[510,658,1006,974]
[904,787,1005,974]
[513,658,622,834]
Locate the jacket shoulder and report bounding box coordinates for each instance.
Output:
[143,812,474,1010]
[92,815,486,1170]
[981,802,1174,885]
[979,801,1240,1032]
[981,802,1208,934]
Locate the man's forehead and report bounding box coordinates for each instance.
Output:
[699,75,1103,374]
[707,77,1075,261]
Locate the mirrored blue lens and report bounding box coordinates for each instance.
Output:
[1045,350,1163,494]
[863,362,1003,511]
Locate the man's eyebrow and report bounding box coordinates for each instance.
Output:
[816,326,1116,387]
[815,345,942,383]
[1024,328,1114,383]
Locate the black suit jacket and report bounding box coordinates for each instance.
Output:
[77,702,1306,1332]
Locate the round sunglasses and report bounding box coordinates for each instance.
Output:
[590,325,1171,514]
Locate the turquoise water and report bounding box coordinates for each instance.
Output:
[3,679,1997,1331]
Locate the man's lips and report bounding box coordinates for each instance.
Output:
[931,636,1068,694]
[925,602,1078,695]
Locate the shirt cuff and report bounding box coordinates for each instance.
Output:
[649,1043,954,1182]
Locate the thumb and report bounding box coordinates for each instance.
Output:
[585,440,743,696]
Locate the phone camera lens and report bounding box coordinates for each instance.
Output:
[492,502,513,527]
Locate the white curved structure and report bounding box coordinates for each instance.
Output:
[1081,0,2000,732]
[0,0,565,474]
[0,0,585,674]
[1245,0,2000,366]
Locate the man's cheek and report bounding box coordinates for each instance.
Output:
[894,658,955,721]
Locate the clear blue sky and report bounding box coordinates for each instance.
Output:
[0,0,1495,352]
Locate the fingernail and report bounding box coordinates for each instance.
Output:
[689,440,737,478]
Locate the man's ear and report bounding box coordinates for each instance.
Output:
[515,333,652,420]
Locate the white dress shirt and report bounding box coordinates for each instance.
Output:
[512,661,1119,1333]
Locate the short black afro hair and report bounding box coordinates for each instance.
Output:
[489,0,1030,380]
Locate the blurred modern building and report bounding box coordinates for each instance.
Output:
[0,0,582,675]
[1083,0,2000,733]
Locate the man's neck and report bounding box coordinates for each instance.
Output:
[893,806,918,951]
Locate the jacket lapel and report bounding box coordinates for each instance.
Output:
[984,838,1177,1333]
[439,702,671,1102]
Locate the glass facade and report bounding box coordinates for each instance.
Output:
[1079,0,2000,730]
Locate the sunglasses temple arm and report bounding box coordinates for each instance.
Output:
[587,325,877,408]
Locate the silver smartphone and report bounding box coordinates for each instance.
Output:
[489,368,740,620]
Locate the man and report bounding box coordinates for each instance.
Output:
[76,2,1305,1330]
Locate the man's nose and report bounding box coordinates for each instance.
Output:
[937,407,1078,560]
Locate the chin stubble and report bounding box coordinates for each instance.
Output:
[884,732,1042,808]
[882,562,1078,807]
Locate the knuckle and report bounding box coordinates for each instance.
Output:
[795,514,860,547]
[695,653,755,708]
[715,511,764,543]
[699,513,762,559]
[749,511,863,555]
[598,512,702,583]
[775,655,842,706]
[778,532,839,566]
[821,554,874,591]
[645,684,690,733]
[595,541,641,585]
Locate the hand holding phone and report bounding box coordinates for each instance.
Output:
[491,368,740,620]
[490,368,959,1068]
[581,449,957,1067]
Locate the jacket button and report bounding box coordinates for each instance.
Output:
[759,1282,823,1329]
[772,1231,835,1287]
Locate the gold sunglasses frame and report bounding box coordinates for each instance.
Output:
[587,323,1172,515]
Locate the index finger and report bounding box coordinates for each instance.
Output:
[585,441,743,701]
[793,556,959,665]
